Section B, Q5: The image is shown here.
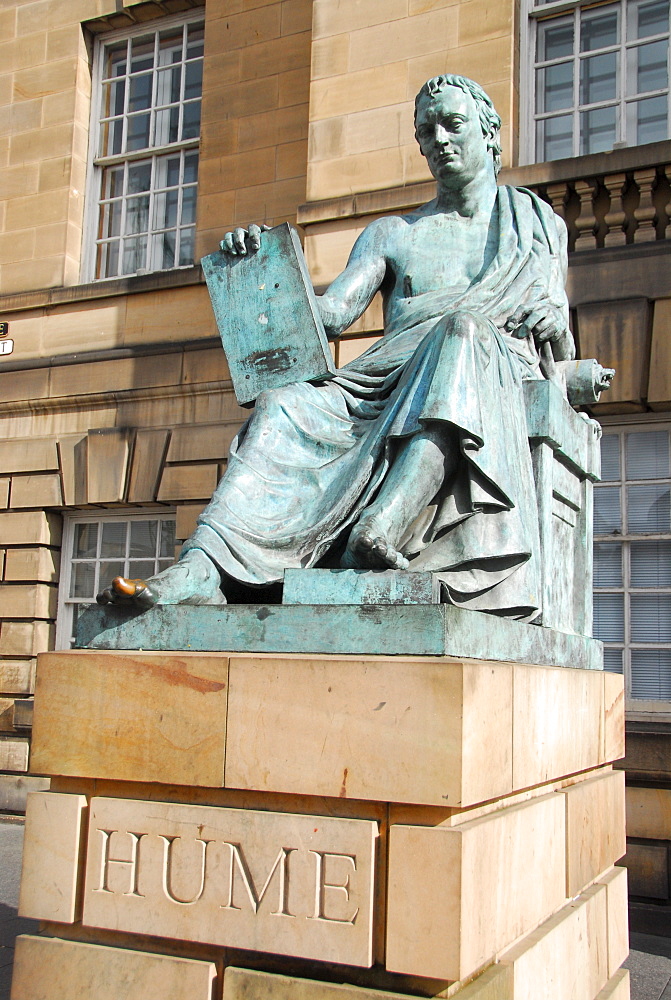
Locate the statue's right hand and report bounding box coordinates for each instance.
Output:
[220,223,270,256]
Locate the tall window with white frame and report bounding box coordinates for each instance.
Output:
[57,512,176,648]
[86,13,204,280]
[593,426,671,706]
[528,0,670,162]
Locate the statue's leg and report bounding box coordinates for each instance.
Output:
[343,422,458,570]
[97,547,226,607]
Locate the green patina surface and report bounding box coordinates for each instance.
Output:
[76,603,602,670]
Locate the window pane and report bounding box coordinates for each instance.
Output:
[104,41,127,79]
[184,61,203,101]
[129,72,153,113]
[631,649,671,698]
[160,520,176,557]
[600,434,620,481]
[537,62,574,112]
[99,201,122,240]
[581,9,619,51]
[580,52,618,104]
[181,100,201,140]
[100,118,123,157]
[127,161,152,194]
[634,0,670,39]
[631,38,669,95]
[74,523,98,559]
[187,22,204,59]
[594,485,622,533]
[539,19,574,60]
[594,541,623,585]
[156,66,181,106]
[159,28,183,64]
[102,166,124,200]
[130,520,157,557]
[153,188,179,230]
[155,105,180,145]
[122,235,147,273]
[96,240,120,279]
[99,560,125,589]
[178,226,195,266]
[126,112,151,151]
[155,230,176,269]
[633,93,668,142]
[128,559,155,580]
[580,106,617,153]
[603,648,623,673]
[184,152,198,184]
[102,79,126,119]
[131,36,154,74]
[101,522,127,558]
[631,594,671,640]
[631,539,671,586]
[594,593,625,641]
[626,430,669,479]
[70,562,95,599]
[627,483,671,532]
[182,185,197,225]
[537,114,573,160]
[125,195,149,235]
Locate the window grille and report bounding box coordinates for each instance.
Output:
[86,14,203,280]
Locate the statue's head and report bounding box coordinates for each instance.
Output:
[414,75,502,178]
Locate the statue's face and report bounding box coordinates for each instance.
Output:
[415,86,491,186]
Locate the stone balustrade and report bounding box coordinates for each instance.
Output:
[502,139,671,253]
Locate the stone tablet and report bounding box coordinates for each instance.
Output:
[202,223,335,407]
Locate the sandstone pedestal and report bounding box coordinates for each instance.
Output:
[12,640,629,1000]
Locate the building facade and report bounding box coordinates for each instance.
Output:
[0,0,670,932]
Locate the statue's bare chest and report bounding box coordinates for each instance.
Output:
[389,214,498,297]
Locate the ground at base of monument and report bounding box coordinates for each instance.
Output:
[76,599,602,671]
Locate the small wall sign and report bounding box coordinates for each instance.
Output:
[0,322,8,337]
[0,339,14,356]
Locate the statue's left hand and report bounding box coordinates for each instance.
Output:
[220,223,270,256]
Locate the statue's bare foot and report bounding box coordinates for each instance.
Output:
[97,548,226,607]
[342,517,409,571]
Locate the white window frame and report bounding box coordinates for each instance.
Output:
[595,414,671,721]
[82,10,204,282]
[56,509,176,649]
[521,0,671,164]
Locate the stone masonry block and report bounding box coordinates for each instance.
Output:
[19,791,87,923]
[386,792,566,981]
[30,651,230,786]
[10,935,217,1000]
[564,770,626,896]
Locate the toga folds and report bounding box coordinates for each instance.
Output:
[185,186,570,619]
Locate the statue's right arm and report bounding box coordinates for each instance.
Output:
[316,219,389,340]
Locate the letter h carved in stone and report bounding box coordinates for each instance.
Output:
[94,829,146,897]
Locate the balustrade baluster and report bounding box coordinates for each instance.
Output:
[663,165,671,239]
[572,179,598,252]
[631,167,658,242]
[602,172,627,247]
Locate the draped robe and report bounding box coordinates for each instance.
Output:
[185,186,570,619]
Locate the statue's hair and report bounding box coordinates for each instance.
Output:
[414,75,502,175]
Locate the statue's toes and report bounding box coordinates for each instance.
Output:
[96,576,156,607]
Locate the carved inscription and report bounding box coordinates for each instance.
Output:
[83,798,377,967]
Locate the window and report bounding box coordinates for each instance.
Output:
[593,425,671,707]
[56,512,176,648]
[526,0,670,162]
[85,13,204,280]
